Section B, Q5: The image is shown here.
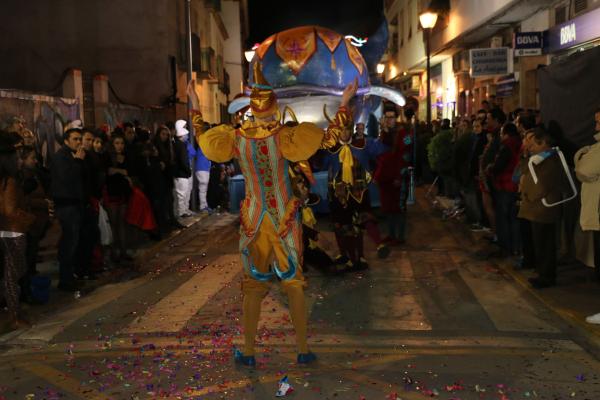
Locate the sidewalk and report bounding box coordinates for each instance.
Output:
[0,212,209,335]
[431,194,600,348]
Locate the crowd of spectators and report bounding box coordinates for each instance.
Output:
[0,117,234,330]
[422,101,600,297]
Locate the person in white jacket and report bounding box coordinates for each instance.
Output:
[576,108,600,324]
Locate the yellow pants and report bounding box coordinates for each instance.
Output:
[241,217,308,356]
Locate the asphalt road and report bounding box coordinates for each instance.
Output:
[1,192,600,400]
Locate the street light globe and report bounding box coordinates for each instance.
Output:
[376,63,385,74]
[419,10,438,29]
[244,50,255,63]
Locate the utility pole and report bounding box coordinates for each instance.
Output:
[425,27,432,128]
[185,0,194,126]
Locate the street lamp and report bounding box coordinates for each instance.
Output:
[419,9,438,128]
[376,63,385,74]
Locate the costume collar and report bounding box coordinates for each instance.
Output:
[239,120,281,139]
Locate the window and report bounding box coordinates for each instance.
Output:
[574,0,587,14]
[555,5,567,24]
[400,9,405,47]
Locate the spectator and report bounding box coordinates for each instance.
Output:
[51,128,87,291]
[136,138,164,239]
[0,132,35,330]
[92,130,111,187]
[78,128,102,279]
[173,120,193,218]
[123,122,136,151]
[467,119,488,230]
[104,134,133,263]
[518,127,569,289]
[489,122,522,257]
[194,139,212,213]
[481,100,491,113]
[20,146,52,299]
[153,125,182,230]
[576,108,600,323]
[479,108,506,243]
[515,128,537,270]
[374,113,413,246]
[355,122,366,138]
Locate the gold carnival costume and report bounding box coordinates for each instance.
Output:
[192,63,353,365]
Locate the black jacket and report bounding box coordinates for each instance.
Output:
[51,146,85,206]
[173,139,192,178]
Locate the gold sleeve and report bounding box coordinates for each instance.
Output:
[192,110,206,145]
[321,106,353,149]
[279,122,324,162]
[197,123,236,163]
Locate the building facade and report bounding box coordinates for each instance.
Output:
[0,0,248,127]
[383,0,600,121]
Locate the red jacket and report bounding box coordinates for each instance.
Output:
[492,135,522,192]
[374,127,413,213]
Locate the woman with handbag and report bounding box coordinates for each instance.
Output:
[0,132,36,330]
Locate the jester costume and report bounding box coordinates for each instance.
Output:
[195,64,350,365]
[324,123,391,270]
[289,161,334,273]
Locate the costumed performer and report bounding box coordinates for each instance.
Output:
[289,160,335,273]
[324,110,385,271]
[187,63,358,366]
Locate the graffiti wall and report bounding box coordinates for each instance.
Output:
[0,89,80,166]
[102,103,172,134]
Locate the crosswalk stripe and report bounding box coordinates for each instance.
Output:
[121,254,241,334]
[371,253,432,330]
[449,252,560,333]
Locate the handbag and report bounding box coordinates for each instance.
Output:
[98,203,113,246]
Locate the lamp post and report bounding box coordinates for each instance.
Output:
[184,0,193,127]
[419,10,438,128]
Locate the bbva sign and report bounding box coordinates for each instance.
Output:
[560,23,577,46]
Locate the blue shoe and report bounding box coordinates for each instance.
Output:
[233,348,256,367]
[297,352,317,364]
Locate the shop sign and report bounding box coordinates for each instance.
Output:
[545,6,600,53]
[469,47,511,77]
[514,32,543,56]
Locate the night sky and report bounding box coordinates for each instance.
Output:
[247,0,384,46]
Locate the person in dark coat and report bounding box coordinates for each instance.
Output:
[51,128,86,291]
[489,122,522,257]
[518,128,569,288]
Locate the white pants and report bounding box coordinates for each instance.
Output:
[195,170,210,210]
[173,176,193,217]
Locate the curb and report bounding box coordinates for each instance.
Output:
[429,195,600,354]
[496,259,600,352]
